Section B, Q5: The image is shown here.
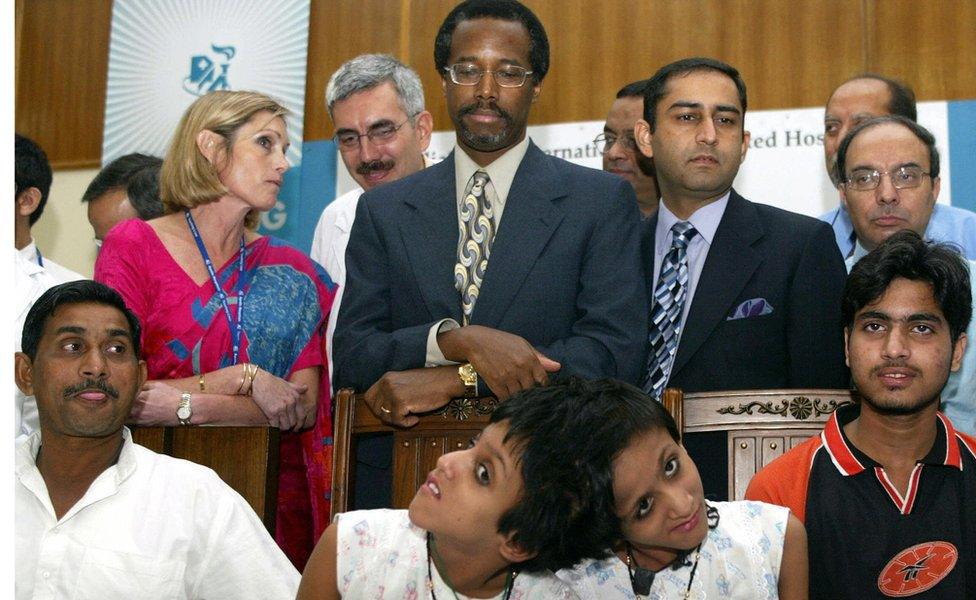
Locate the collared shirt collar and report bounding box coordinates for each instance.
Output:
[18,239,40,265]
[454,135,531,211]
[16,427,140,512]
[851,239,871,262]
[820,403,963,477]
[655,190,730,256]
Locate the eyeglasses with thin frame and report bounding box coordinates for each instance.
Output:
[334,116,415,150]
[443,63,534,88]
[844,165,932,192]
[593,132,637,155]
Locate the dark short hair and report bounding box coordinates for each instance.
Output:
[15,133,52,226]
[434,0,549,83]
[22,281,142,360]
[836,115,940,183]
[844,230,972,343]
[642,57,747,132]
[488,377,677,572]
[616,79,649,99]
[82,153,164,220]
[835,73,917,122]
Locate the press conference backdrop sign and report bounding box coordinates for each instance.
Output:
[330,100,974,221]
[102,0,311,239]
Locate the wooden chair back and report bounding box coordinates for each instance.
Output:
[660,388,855,500]
[331,389,496,519]
[130,426,279,532]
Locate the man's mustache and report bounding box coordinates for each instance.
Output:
[458,102,514,124]
[63,378,119,399]
[356,159,395,176]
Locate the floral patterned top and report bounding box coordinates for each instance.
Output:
[335,509,578,599]
[556,501,789,600]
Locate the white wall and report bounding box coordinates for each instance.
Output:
[33,168,100,278]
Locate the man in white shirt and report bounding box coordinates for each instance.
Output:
[14,250,62,439]
[15,280,299,599]
[310,54,433,382]
[15,133,85,282]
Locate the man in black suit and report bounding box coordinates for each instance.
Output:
[334,0,646,484]
[634,57,849,498]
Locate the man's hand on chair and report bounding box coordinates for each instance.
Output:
[364,367,461,427]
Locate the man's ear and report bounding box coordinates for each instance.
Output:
[498,532,537,565]
[137,359,148,389]
[16,188,43,219]
[634,119,654,159]
[15,352,35,396]
[414,110,434,151]
[530,79,542,103]
[843,327,851,368]
[739,129,751,164]
[196,130,223,164]
[950,332,967,373]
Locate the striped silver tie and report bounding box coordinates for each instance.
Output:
[644,221,698,398]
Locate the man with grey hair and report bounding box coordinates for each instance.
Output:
[310,54,433,377]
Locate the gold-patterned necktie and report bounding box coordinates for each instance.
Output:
[454,170,494,325]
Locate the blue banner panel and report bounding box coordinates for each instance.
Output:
[948,100,976,214]
[259,139,337,253]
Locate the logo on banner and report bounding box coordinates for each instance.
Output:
[183,44,236,96]
[261,201,287,231]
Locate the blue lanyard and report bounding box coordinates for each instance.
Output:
[35,248,44,267]
[184,210,246,364]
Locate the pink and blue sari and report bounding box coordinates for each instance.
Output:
[95,218,337,569]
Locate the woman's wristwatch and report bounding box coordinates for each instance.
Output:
[177,391,193,425]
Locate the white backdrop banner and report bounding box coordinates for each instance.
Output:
[335,101,958,219]
[102,0,310,166]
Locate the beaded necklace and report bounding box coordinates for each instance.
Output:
[425,532,515,600]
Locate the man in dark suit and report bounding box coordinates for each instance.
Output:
[334,1,646,429]
[633,57,849,498]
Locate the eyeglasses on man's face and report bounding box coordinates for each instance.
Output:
[845,165,931,192]
[443,63,534,88]
[334,117,414,150]
[593,132,637,155]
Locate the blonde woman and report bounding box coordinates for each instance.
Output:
[95,90,336,569]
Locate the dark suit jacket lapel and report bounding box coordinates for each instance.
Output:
[472,143,566,327]
[671,190,764,377]
[399,153,464,322]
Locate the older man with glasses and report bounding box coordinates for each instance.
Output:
[836,114,976,434]
[594,80,659,217]
[311,54,434,381]
[332,0,647,506]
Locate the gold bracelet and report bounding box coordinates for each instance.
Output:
[236,363,250,395]
[198,373,206,393]
[244,363,259,396]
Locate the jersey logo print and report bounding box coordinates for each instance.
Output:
[877,541,957,597]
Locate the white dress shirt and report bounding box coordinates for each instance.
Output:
[16,428,300,599]
[425,136,532,365]
[311,186,363,387]
[18,240,85,284]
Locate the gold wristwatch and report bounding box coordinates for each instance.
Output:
[458,363,478,398]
